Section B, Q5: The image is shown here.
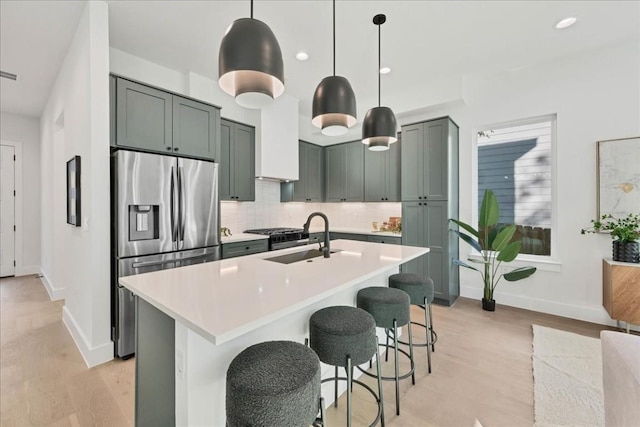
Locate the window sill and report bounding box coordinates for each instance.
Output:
[466,252,562,273]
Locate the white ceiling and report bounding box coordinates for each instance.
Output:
[1,1,639,120]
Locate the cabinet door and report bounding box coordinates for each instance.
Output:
[401,123,424,201]
[425,118,448,200]
[325,145,346,202]
[305,143,324,202]
[116,79,172,152]
[232,123,255,201]
[292,144,307,201]
[401,202,425,277]
[219,120,233,200]
[424,201,447,298]
[172,96,220,161]
[387,140,401,201]
[345,142,364,201]
[364,145,386,202]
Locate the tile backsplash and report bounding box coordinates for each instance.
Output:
[220,180,401,233]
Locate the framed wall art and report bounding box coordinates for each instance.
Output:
[66,155,81,226]
[597,137,640,217]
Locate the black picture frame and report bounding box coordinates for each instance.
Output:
[66,156,81,226]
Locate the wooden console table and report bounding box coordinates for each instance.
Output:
[603,258,640,327]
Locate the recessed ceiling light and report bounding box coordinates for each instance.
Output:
[379,67,391,74]
[296,52,309,61]
[555,17,577,29]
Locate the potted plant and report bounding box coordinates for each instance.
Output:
[581,213,640,263]
[450,190,537,311]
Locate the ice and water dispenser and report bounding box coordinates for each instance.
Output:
[128,205,159,241]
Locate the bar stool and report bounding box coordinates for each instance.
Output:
[356,286,415,416]
[388,273,438,373]
[226,340,324,427]
[309,306,385,427]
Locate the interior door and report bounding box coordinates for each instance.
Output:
[0,145,15,277]
[178,158,219,250]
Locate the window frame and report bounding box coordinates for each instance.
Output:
[469,113,560,271]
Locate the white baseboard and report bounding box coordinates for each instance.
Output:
[62,306,114,368]
[39,270,65,301]
[15,265,40,277]
[460,284,618,327]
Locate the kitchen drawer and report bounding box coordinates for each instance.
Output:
[222,240,268,259]
[368,235,401,245]
[330,232,368,242]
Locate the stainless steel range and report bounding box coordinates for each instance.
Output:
[244,227,310,251]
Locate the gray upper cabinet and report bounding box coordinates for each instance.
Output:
[116,78,173,153]
[220,119,255,201]
[172,96,220,160]
[113,76,220,162]
[400,117,459,306]
[282,141,324,202]
[364,136,400,202]
[325,141,364,202]
[401,118,449,201]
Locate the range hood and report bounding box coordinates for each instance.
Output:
[256,94,299,182]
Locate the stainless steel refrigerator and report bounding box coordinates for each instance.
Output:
[112,150,220,358]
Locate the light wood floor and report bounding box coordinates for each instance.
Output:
[1,275,615,427]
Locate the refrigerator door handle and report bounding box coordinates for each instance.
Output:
[179,166,186,247]
[170,166,177,243]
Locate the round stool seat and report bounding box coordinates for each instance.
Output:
[226,340,321,427]
[357,287,410,329]
[309,306,377,367]
[389,273,434,305]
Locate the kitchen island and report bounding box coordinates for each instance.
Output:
[120,239,429,427]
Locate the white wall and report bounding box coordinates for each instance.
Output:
[0,112,41,275]
[401,39,640,324]
[39,1,112,367]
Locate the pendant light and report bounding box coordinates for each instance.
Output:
[362,14,397,151]
[218,0,284,109]
[311,0,357,136]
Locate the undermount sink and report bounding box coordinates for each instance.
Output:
[264,248,342,264]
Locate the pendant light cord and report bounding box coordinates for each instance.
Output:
[378,21,381,107]
[332,0,336,76]
[250,0,253,19]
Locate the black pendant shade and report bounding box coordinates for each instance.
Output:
[362,14,397,151]
[362,106,398,150]
[312,76,357,136]
[219,12,284,109]
[311,0,357,136]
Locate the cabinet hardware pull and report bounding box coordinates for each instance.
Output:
[167,147,172,151]
[174,147,179,151]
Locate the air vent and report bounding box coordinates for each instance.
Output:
[0,71,18,81]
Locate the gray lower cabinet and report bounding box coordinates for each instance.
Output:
[222,239,268,259]
[220,119,255,201]
[364,135,401,202]
[114,76,220,161]
[325,141,364,202]
[308,232,325,245]
[281,141,324,202]
[401,202,459,305]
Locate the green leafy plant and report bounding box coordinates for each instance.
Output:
[581,213,640,243]
[449,189,537,302]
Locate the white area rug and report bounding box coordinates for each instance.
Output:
[532,325,604,427]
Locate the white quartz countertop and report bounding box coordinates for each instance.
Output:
[119,240,428,345]
[221,233,269,244]
[309,227,402,238]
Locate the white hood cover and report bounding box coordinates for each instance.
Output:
[256,94,299,181]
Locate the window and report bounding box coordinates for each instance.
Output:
[477,116,555,256]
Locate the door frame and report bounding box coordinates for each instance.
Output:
[1,140,24,276]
